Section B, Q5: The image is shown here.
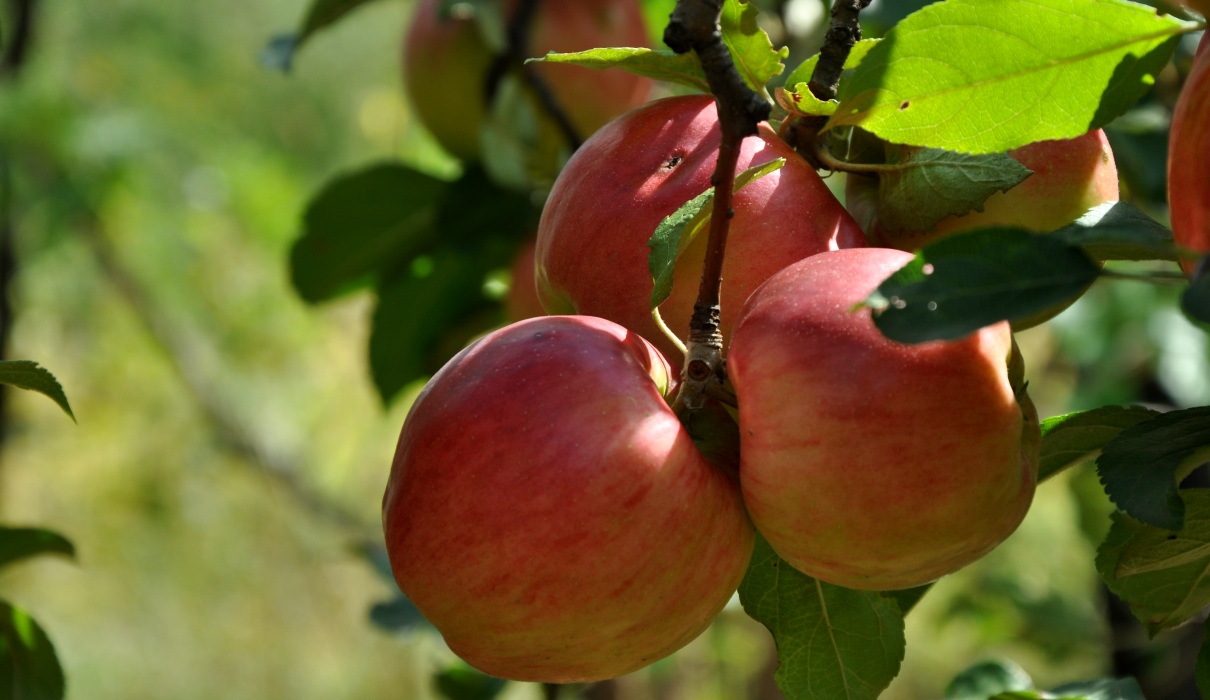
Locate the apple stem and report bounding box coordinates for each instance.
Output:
[484,0,583,152]
[664,0,769,412]
[652,307,689,359]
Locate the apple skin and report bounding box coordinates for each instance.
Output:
[536,94,868,361]
[845,130,1120,250]
[1170,32,1210,275]
[727,248,1039,591]
[403,0,652,165]
[382,315,754,682]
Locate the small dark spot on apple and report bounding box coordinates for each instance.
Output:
[900,101,910,110]
[663,153,684,170]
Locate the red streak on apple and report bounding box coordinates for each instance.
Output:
[1170,32,1210,275]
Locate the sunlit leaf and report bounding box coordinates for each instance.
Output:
[1033,677,1145,699]
[0,528,75,571]
[530,48,709,93]
[0,361,74,421]
[1051,201,1178,261]
[720,0,787,92]
[781,40,880,117]
[1097,406,1210,531]
[1038,405,1161,482]
[738,535,905,699]
[1097,489,1210,634]
[0,600,65,700]
[867,228,1101,343]
[830,0,1191,153]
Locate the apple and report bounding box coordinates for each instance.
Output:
[403,0,652,169]
[382,315,754,682]
[1169,32,1210,275]
[845,130,1120,250]
[727,248,1039,591]
[536,94,868,361]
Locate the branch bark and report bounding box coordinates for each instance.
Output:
[664,0,768,411]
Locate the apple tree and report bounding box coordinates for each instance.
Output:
[272,0,1210,697]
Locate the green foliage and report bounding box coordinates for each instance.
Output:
[531,48,710,93]
[781,40,879,116]
[944,659,1034,699]
[861,147,1032,235]
[0,528,75,570]
[1182,262,1210,324]
[738,536,906,700]
[1095,406,1210,531]
[432,662,507,700]
[830,0,1192,153]
[866,228,1102,343]
[1050,202,1179,262]
[0,601,65,700]
[719,0,787,93]
[1038,405,1160,482]
[262,0,390,71]
[1097,489,1210,634]
[0,361,74,421]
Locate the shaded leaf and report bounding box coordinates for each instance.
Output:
[867,228,1102,343]
[1198,617,1210,699]
[289,164,448,303]
[830,0,1190,153]
[647,160,784,310]
[0,361,74,421]
[368,595,431,633]
[0,528,75,571]
[1038,405,1161,482]
[738,535,905,699]
[1097,406,1210,531]
[870,147,1032,235]
[1183,258,1210,325]
[1051,201,1178,262]
[0,600,65,700]
[720,0,787,92]
[531,48,709,93]
[261,0,389,71]
[434,661,508,700]
[1097,489,1210,635]
[882,584,931,617]
[945,659,1033,700]
[1020,677,1145,699]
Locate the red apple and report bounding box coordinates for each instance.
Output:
[845,130,1120,250]
[403,0,652,170]
[536,94,868,361]
[1170,32,1210,275]
[383,315,754,682]
[727,248,1039,591]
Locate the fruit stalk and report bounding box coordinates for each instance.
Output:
[663,0,770,410]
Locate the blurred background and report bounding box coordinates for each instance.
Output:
[0,0,1204,698]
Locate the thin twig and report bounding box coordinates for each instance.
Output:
[806,0,871,102]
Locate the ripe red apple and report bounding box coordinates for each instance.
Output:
[1170,32,1210,275]
[727,248,1039,591]
[536,94,868,360]
[383,315,754,682]
[403,0,652,169]
[845,130,1120,250]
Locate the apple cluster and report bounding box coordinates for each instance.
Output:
[383,0,1152,684]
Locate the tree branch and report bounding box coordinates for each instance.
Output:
[807,0,870,102]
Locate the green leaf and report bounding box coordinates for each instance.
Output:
[738,535,905,700]
[289,164,448,303]
[260,0,389,71]
[1051,201,1178,262]
[781,40,880,117]
[869,147,1033,235]
[433,661,508,700]
[368,595,431,633]
[720,0,787,93]
[829,0,1191,153]
[867,228,1102,343]
[647,159,784,310]
[0,361,74,421]
[945,659,1033,700]
[0,528,75,571]
[0,600,65,700]
[1038,405,1161,482]
[1039,677,1146,699]
[1198,617,1210,699]
[1097,489,1210,634]
[882,584,931,616]
[1096,406,1210,532]
[530,48,710,93]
